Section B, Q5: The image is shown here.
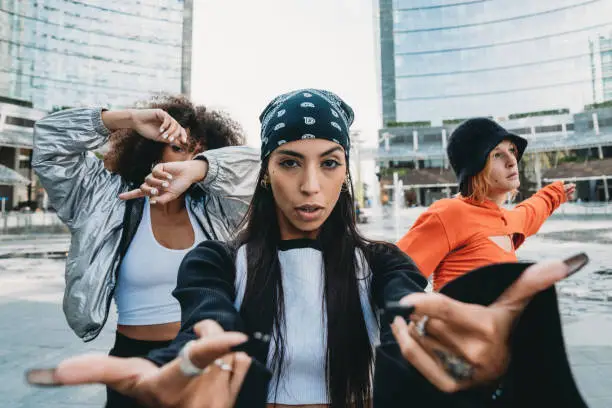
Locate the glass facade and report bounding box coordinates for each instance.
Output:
[0,0,185,110]
[379,0,612,125]
[590,33,612,102]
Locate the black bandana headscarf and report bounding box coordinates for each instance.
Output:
[258,88,354,160]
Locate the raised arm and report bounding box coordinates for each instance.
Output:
[195,146,260,202]
[32,108,125,229]
[512,181,568,238]
[33,107,185,229]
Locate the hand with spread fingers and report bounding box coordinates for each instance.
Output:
[26,320,250,408]
[391,256,585,393]
[118,159,209,205]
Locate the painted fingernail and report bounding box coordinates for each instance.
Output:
[150,188,158,196]
[162,181,169,188]
[162,133,168,139]
[159,126,165,132]
[167,174,173,180]
[563,253,589,277]
[399,297,413,306]
[151,199,157,205]
[169,137,175,142]
[26,368,60,386]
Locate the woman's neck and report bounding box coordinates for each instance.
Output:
[486,191,508,207]
[150,196,186,216]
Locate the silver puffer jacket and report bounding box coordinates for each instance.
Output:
[32,108,260,341]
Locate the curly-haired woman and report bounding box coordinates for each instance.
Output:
[32,95,259,407]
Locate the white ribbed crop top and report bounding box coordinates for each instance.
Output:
[114,198,207,325]
[233,240,379,405]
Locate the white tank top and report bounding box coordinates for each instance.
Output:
[114,198,207,325]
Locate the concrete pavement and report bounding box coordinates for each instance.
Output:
[2,218,612,407]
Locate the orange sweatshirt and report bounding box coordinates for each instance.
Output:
[396,181,567,291]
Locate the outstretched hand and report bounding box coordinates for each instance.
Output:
[27,321,250,408]
[392,254,586,393]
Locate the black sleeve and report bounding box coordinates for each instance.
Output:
[369,242,428,306]
[147,240,245,366]
[369,243,427,344]
[146,241,272,408]
[370,245,502,407]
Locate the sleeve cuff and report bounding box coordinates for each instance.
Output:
[196,151,219,187]
[91,108,112,138]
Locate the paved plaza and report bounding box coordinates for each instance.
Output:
[1,210,611,407]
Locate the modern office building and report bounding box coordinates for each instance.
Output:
[0,0,191,111]
[0,0,193,210]
[590,32,612,103]
[374,0,612,205]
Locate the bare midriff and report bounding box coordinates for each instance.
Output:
[117,322,181,341]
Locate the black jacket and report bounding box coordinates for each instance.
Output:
[147,242,586,408]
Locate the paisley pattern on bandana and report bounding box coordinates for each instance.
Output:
[259,88,354,159]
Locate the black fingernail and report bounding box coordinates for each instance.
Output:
[25,368,60,387]
[384,302,415,321]
[563,253,589,277]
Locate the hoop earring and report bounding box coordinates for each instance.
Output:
[260,174,270,189]
[341,177,350,192]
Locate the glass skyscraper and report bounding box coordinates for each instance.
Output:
[378,0,612,125]
[0,0,189,110]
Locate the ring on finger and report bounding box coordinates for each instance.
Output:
[415,315,430,337]
[433,349,475,381]
[214,358,232,372]
[178,340,211,377]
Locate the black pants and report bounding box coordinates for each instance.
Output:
[105,331,172,408]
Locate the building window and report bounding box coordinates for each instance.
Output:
[534,124,562,133]
[5,116,36,128]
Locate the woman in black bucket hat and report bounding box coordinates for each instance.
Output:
[398,117,576,291]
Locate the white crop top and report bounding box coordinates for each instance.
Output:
[233,241,379,405]
[114,198,207,325]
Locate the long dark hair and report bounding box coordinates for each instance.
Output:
[236,156,375,408]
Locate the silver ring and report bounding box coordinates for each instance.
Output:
[214,358,232,372]
[178,340,210,377]
[433,349,475,381]
[415,315,429,337]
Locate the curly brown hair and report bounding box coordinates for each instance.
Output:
[104,94,245,185]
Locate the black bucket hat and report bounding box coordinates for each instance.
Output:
[373,262,587,408]
[447,118,528,195]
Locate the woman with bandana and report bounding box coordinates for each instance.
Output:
[28,90,587,408]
